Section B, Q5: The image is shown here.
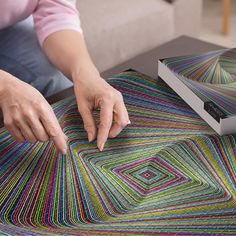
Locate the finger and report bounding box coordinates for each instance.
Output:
[3,117,25,142]
[97,102,113,151]
[17,122,37,143]
[109,101,130,138]
[40,107,67,154]
[27,117,49,142]
[64,133,68,141]
[8,125,25,143]
[78,104,97,142]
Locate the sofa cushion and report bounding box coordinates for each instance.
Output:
[77,0,174,72]
[173,0,202,37]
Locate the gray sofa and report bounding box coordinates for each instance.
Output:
[77,0,203,72]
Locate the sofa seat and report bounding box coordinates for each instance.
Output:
[77,0,202,73]
[78,0,174,72]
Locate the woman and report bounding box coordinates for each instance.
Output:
[0,0,130,154]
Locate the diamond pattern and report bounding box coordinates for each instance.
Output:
[0,71,235,235]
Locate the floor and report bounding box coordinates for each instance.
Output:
[199,0,236,48]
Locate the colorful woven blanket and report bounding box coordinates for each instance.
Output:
[0,71,235,235]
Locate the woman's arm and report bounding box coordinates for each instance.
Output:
[43,30,130,151]
[0,70,67,154]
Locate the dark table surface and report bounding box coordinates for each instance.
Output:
[0,36,225,126]
[46,35,224,105]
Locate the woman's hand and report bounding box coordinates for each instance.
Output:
[43,30,130,151]
[0,70,67,154]
[73,65,130,151]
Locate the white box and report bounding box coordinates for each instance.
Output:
[158,49,236,135]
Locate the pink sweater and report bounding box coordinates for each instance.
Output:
[0,0,82,46]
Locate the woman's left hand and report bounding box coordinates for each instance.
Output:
[73,65,130,151]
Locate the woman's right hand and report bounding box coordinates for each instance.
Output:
[0,70,67,154]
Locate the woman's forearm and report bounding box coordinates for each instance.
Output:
[42,30,98,82]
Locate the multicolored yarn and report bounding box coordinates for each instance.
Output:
[162,48,236,116]
[0,71,235,235]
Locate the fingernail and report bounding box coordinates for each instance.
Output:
[127,120,131,124]
[62,147,67,155]
[88,132,93,142]
[61,142,67,155]
[99,143,104,152]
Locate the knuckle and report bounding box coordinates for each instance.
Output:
[115,91,123,99]
[96,92,115,106]
[29,139,36,144]
[12,116,22,126]
[38,136,48,142]
[4,119,13,129]
[117,120,129,128]
[84,123,94,131]
[33,100,47,113]
[28,134,37,142]
[101,97,110,105]
[22,107,33,116]
[99,122,110,129]
[103,90,124,105]
[36,132,49,142]
[103,92,114,101]
[31,99,41,108]
[22,109,35,122]
[47,127,59,137]
[27,137,33,142]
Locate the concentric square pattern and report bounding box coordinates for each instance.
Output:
[0,71,235,235]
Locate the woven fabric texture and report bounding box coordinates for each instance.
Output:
[0,71,235,235]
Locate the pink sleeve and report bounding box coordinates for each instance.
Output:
[33,0,83,46]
